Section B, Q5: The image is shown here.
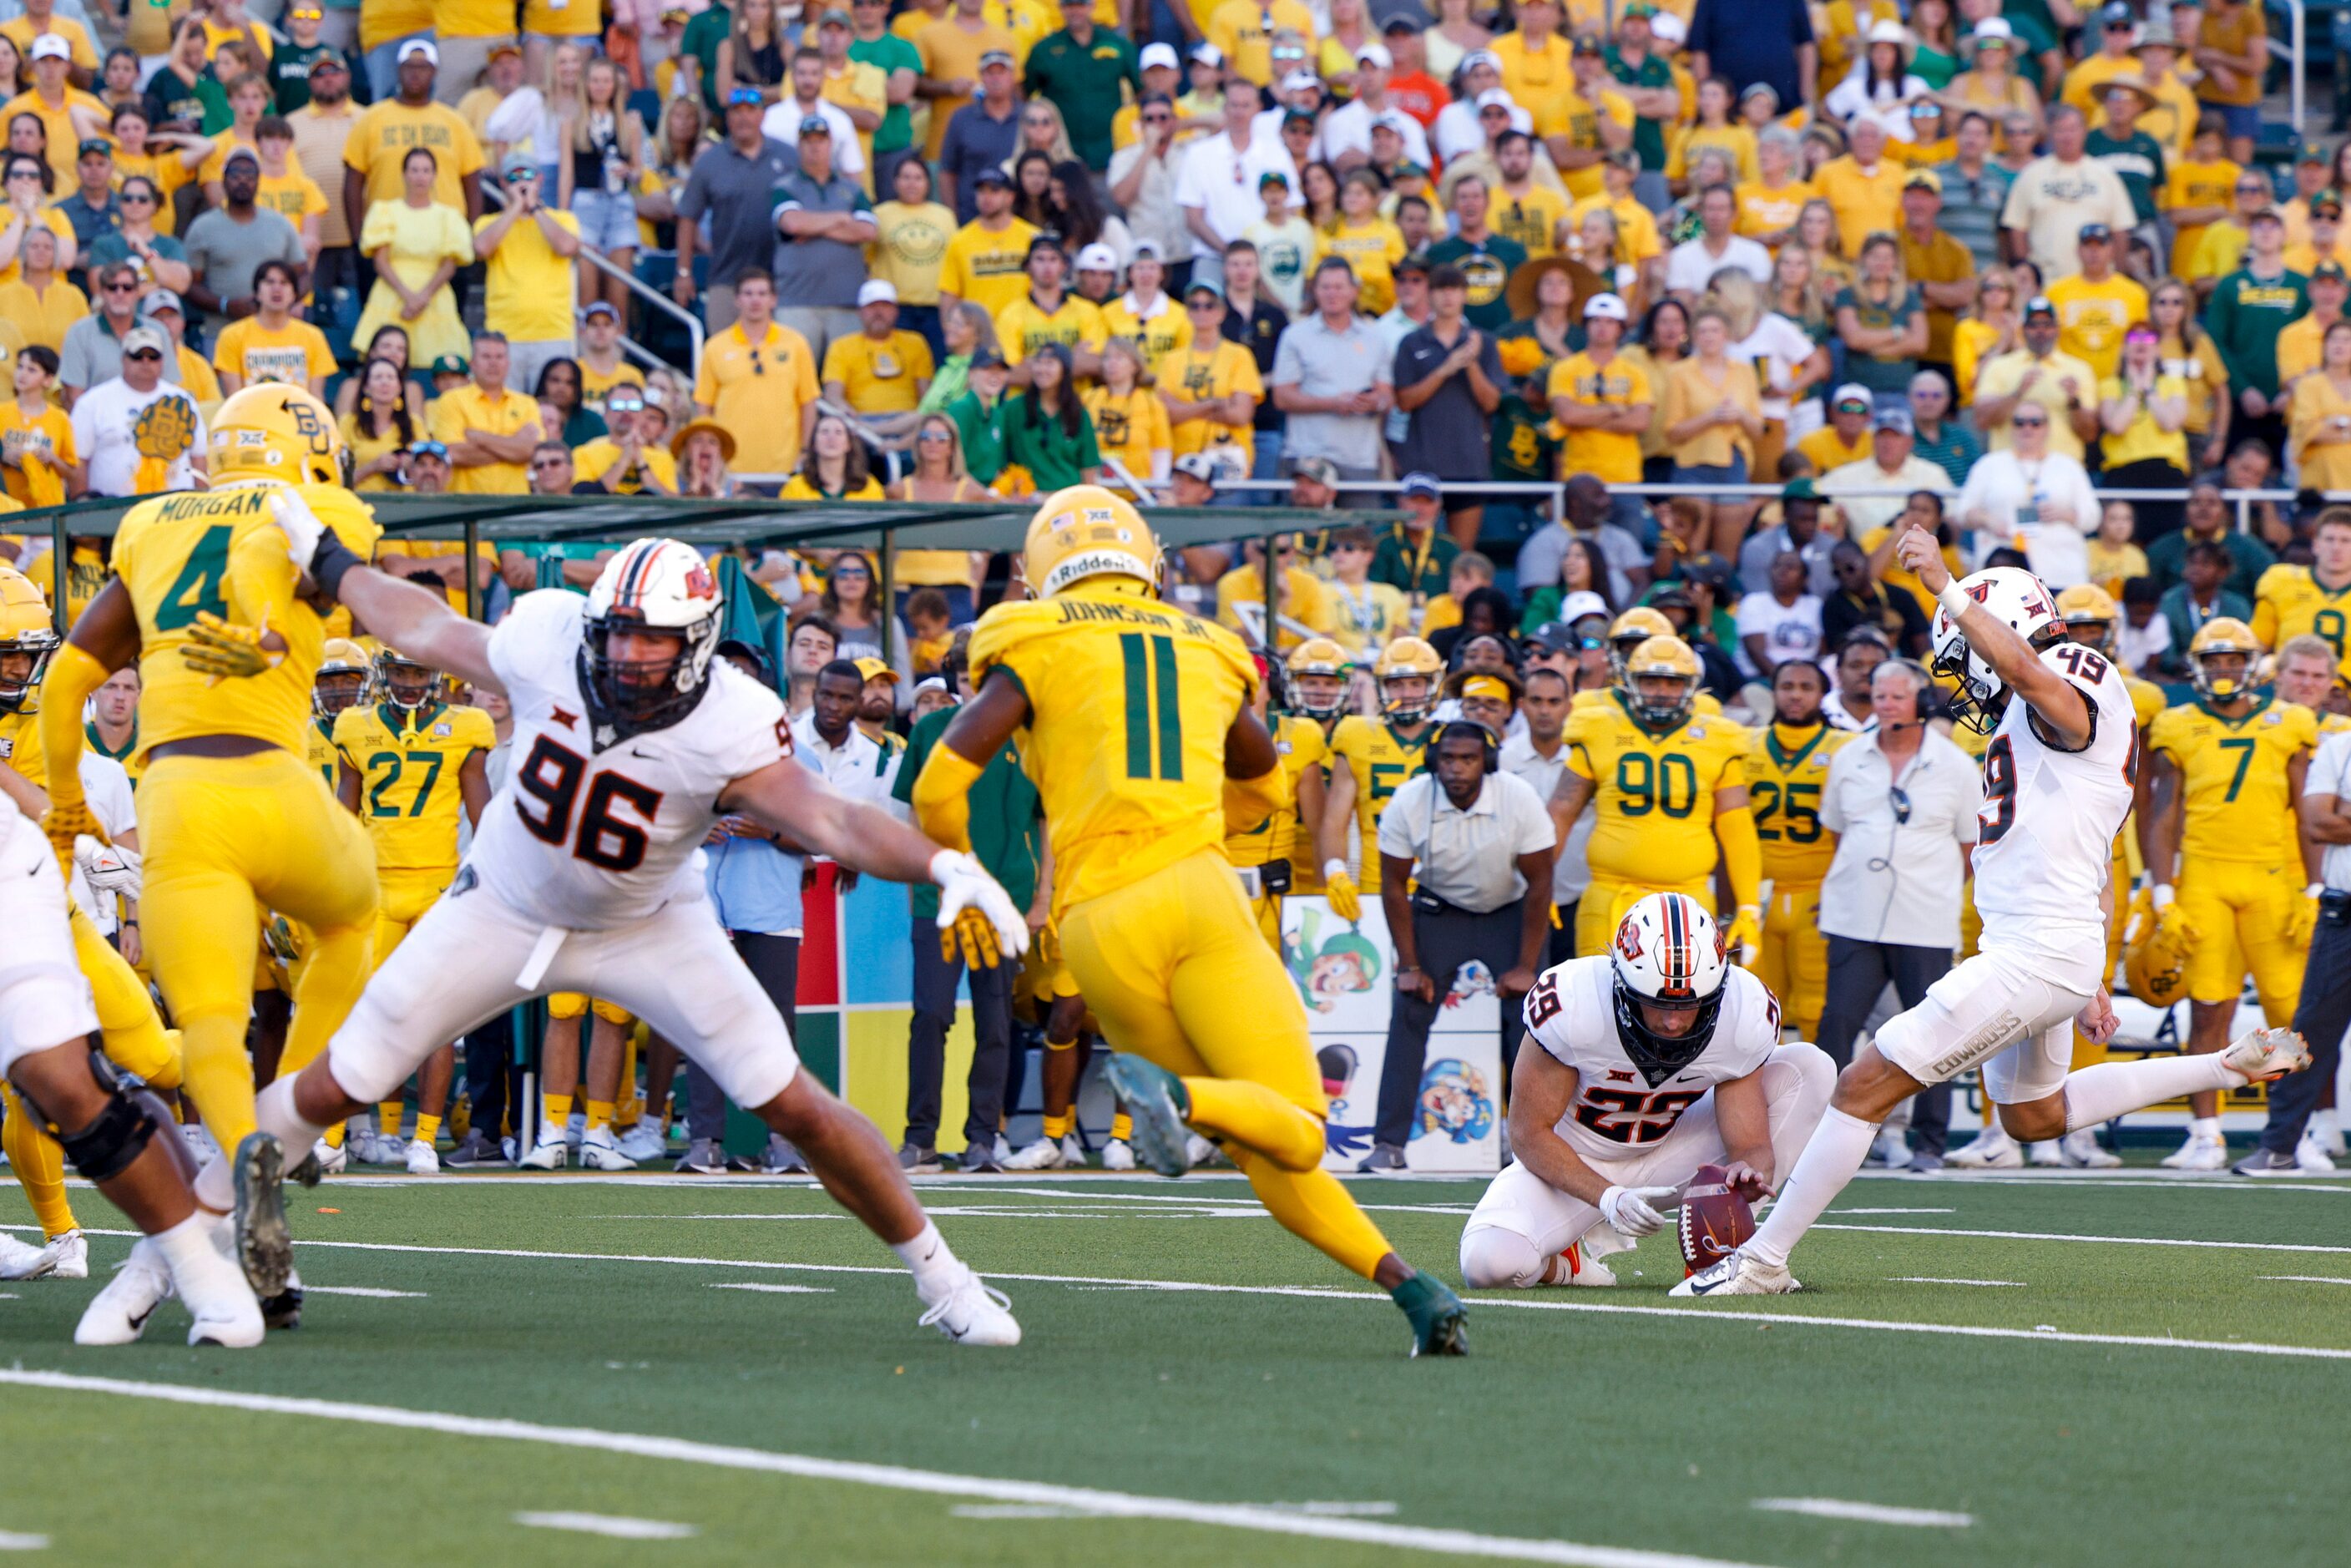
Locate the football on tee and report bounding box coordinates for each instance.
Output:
[1677,1164,1755,1276]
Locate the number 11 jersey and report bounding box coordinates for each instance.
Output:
[1969,640,2139,994]
[473,589,787,930]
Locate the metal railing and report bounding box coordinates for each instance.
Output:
[1606,480,2300,539]
[1210,477,1568,525]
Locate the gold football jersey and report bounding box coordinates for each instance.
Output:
[331,699,494,871]
[1747,721,1854,886]
[1324,714,1435,893]
[1564,690,1752,887]
[1223,711,1325,871]
[2148,696,2319,864]
[2252,563,2351,675]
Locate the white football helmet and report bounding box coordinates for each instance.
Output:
[582,538,725,736]
[1609,892,1729,1078]
[1929,565,2060,733]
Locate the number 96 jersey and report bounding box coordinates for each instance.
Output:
[1519,955,1781,1165]
[470,590,789,930]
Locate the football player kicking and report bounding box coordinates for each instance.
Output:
[1676,534,2313,1297]
[915,488,1469,1357]
[1459,893,1833,1291]
[242,528,1034,1346]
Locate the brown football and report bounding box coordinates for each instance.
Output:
[1678,1163,1756,1275]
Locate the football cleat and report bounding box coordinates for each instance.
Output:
[1944,1124,2024,1169]
[1392,1272,1469,1356]
[2232,1146,2304,1177]
[1059,1132,1087,1167]
[2221,1027,2312,1085]
[1185,1132,1219,1168]
[616,1121,669,1161]
[2314,1109,2347,1158]
[74,1239,174,1344]
[579,1126,637,1171]
[175,1243,265,1349]
[1102,1054,1191,1178]
[1100,1138,1135,1171]
[1668,1247,1801,1297]
[2160,1130,2228,1171]
[46,1228,87,1279]
[518,1123,569,1170]
[404,1137,442,1175]
[2295,1129,2338,1172]
[313,1137,347,1176]
[1001,1136,1069,1171]
[917,1267,1022,1346]
[181,1120,220,1166]
[0,1230,58,1279]
[2060,1129,2121,1168]
[1539,1243,1616,1287]
[231,1132,291,1302]
[261,1268,304,1331]
[2027,1139,2065,1167]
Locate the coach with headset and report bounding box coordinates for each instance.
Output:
[1813,658,1985,1172]
[1360,705,1557,1173]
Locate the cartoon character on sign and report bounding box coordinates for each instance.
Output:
[1412,1058,1494,1146]
[1283,906,1382,1014]
[1317,1044,1375,1161]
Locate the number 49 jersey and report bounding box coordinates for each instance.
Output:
[469,589,789,931]
[1969,640,2139,992]
[1519,955,1781,1165]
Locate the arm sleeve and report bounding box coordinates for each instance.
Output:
[223,518,300,631]
[36,642,109,807]
[1715,797,1762,908]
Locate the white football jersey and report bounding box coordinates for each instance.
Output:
[1967,640,2137,993]
[1520,955,1782,1165]
[468,590,791,931]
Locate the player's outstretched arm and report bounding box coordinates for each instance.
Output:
[913,670,1025,851]
[336,565,501,695]
[1894,524,2091,746]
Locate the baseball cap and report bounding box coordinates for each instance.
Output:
[971,164,1012,188]
[1024,232,1065,260]
[309,50,349,74]
[500,150,537,179]
[1292,457,1340,488]
[222,149,259,173]
[1074,242,1118,272]
[1400,472,1442,500]
[1584,291,1629,321]
[427,354,469,377]
[1782,478,1820,503]
[979,48,1015,68]
[798,114,832,137]
[2023,294,2058,318]
[1904,168,1942,194]
[2250,205,2286,228]
[1865,17,1907,43]
[1130,238,1163,260]
[715,638,770,679]
[28,34,68,62]
[1462,48,1502,74]
[77,138,111,159]
[397,38,438,64]
[582,300,619,320]
[1555,590,1611,627]
[1184,275,1223,301]
[1831,382,1873,412]
[852,656,897,684]
[857,278,897,306]
[486,40,523,62]
[1682,552,1733,589]
[1873,407,1914,435]
[2301,141,2331,165]
[911,675,948,701]
[2078,220,2113,241]
[1649,10,1684,43]
[1281,68,1322,95]
[1140,42,1178,70]
[817,7,852,25]
[970,346,1008,372]
[120,325,168,357]
[1353,41,1392,68]
[1969,18,2014,44]
[2316,260,2348,284]
[1172,451,1222,483]
[1475,87,1515,112]
[2099,0,2135,24]
[139,288,181,316]
[1382,13,1423,33]
[409,439,450,461]
[1190,41,1222,66]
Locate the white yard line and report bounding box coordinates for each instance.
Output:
[707,1282,835,1295]
[1751,1500,1973,1529]
[1814,1223,2351,1255]
[1887,1278,2025,1287]
[2261,1275,2351,1286]
[0,1531,46,1551]
[514,1512,696,1540]
[302,1286,427,1299]
[0,1368,1770,1568]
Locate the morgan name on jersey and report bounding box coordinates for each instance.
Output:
[1520,955,1780,1162]
[469,590,789,931]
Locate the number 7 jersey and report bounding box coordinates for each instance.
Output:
[469,589,789,930]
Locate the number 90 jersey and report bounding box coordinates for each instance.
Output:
[1969,640,2139,994]
[470,590,789,931]
[1519,955,1781,1164]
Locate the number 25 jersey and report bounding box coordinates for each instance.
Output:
[968,587,1257,915]
[1520,954,1779,1165]
[472,589,787,931]
[1969,640,2138,993]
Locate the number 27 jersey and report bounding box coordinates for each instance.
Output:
[470,589,788,931]
[1969,640,2138,991]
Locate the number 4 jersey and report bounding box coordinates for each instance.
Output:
[1521,955,1780,1164]
[1969,640,2139,994]
[470,589,789,930]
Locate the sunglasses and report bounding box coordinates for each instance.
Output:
[102,280,138,292]
[121,190,154,203]
[2012,414,2048,427]
[917,429,951,442]
[529,456,569,468]
[124,349,160,360]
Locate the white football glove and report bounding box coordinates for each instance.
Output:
[1597,1183,1681,1238]
[931,849,1031,967]
[74,835,142,898]
[269,487,325,572]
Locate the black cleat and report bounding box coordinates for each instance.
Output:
[1101,1054,1191,1178]
[260,1283,304,1330]
[231,1131,292,1300]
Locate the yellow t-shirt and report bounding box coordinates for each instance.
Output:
[0,276,85,353]
[210,316,336,389]
[342,99,487,211]
[691,321,820,478]
[1812,155,1905,258]
[2097,372,2192,470]
[0,16,97,71]
[255,165,329,234]
[1098,296,1193,382]
[2290,372,2351,495]
[1733,178,1816,244]
[0,397,73,508]
[1547,350,1650,486]
[822,329,937,415]
[475,208,580,345]
[1317,578,1410,659]
[2164,158,2242,276]
[331,700,496,871]
[2147,695,2317,865]
[1082,382,1172,477]
[1203,0,1317,87]
[967,586,1260,913]
[1666,123,1759,186]
[1494,182,1573,260]
[1545,85,1635,202]
[1311,217,1408,316]
[915,18,1019,160]
[1492,30,1573,122]
[2197,1,2268,109]
[1973,349,2099,459]
[1794,422,1872,476]
[2189,219,2252,285]
[1563,690,1751,887]
[995,292,1109,367]
[573,438,682,495]
[1747,721,1855,886]
[2252,562,2351,672]
[1222,711,1324,872]
[577,358,647,414]
[428,383,541,494]
[776,473,887,500]
[371,538,500,610]
[2045,272,2149,382]
[1661,357,1761,469]
[937,216,1040,317]
[0,207,73,289]
[867,199,956,306]
[3,86,107,188]
[1162,337,1262,465]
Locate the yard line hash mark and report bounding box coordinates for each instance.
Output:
[1887,1278,2025,1287]
[514,1512,697,1540]
[1752,1499,1974,1528]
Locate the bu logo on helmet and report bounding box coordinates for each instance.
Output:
[287,398,330,453]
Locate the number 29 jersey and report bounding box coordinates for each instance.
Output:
[1969,640,2139,993]
[471,589,789,931]
[1519,955,1780,1165]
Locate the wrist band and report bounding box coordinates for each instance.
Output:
[311,531,365,599]
[2153,883,2175,909]
[1322,858,1349,883]
[1937,581,1973,621]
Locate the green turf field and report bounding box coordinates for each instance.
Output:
[2,1166,2344,1566]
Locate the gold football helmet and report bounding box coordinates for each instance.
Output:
[2187,616,2261,701]
[1607,605,1676,688]
[313,636,371,719]
[0,566,58,714]
[2054,583,2121,656]
[210,382,348,487]
[1285,635,1351,719]
[2121,888,2191,1009]
[1373,636,1443,721]
[1624,635,1702,727]
[1021,484,1161,597]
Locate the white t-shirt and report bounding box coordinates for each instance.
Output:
[1952,448,2100,588]
[1733,591,1824,678]
[1173,130,1301,258]
[1664,233,1772,296]
[68,377,205,498]
[759,99,867,178]
[1433,99,1530,164]
[1731,311,1821,422]
[1318,98,1432,169]
[2308,729,2351,891]
[1374,768,1555,913]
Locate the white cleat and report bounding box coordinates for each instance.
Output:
[616,1121,668,1161]
[0,1231,58,1279]
[2295,1129,2338,1172]
[1869,1130,1910,1168]
[1184,1132,1218,1167]
[404,1138,441,1175]
[73,1239,174,1345]
[2060,1129,2121,1168]
[917,1267,1022,1346]
[1059,1132,1087,1167]
[2161,1130,2228,1171]
[314,1137,346,1176]
[1668,1247,1801,1297]
[46,1228,87,1279]
[577,1126,636,1171]
[2027,1139,2065,1166]
[1001,1136,1068,1171]
[2313,1110,2347,1159]
[1944,1124,2024,1169]
[1100,1138,1135,1171]
[1540,1244,1616,1287]
[180,1121,220,1166]
[2222,1026,2313,1085]
[172,1242,265,1348]
[517,1124,569,1170]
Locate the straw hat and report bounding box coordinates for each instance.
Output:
[670,417,737,462]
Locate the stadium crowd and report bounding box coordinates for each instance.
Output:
[2,0,2349,1231]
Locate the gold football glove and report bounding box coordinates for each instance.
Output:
[39,798,105,875]
[1322,862,1361,923]
[1725,903,1763,964]
[2287,885,2321,949]
[180,610,283,682]
[942,905,1004,970]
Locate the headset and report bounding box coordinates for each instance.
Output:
[1423,719,1499,774]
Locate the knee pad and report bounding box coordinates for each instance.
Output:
[15,1050,174,1185]
[1459,1225,1544,1291]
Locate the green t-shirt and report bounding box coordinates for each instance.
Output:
[1603,47,1676,171]
[848,31,923,155]
[2207,266,2310,397]
[1369,522,1459,597]
[684,3,735,113]
[1003,393,1101,490]
[892,706,1043,918]
[2086,127,2166,226]
[1833,282,1925,394]
[1490,393,1561,484]
[268,41,336,114]
[1020,26,1140,172]
[1423,232,1528,331]
[945,387,1011,483]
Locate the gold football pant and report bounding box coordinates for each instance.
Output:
[1060,850,1394,1279]
[1755,882,1828,1041]
[2178,860,2303,1021]
[139,749,377,1156]
[1575,876,1714,960]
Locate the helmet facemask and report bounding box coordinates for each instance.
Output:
[374,650,437,720]
[579,606,720,742]
[1609,969,1724,1085]
[0,629,58,715]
